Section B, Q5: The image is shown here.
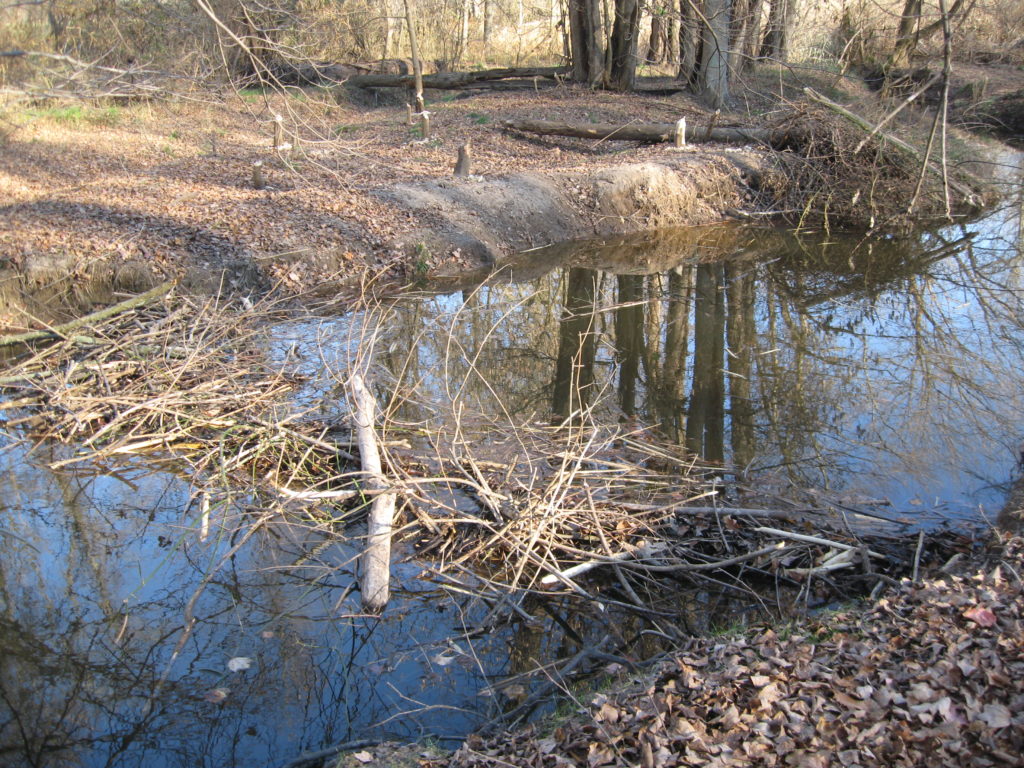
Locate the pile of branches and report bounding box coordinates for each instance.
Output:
[758,92,992,230]
[389,412,958,627]
[0,284,964,623]
[0,284,352,497]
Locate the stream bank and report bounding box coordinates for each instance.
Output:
[0,76,1003,314]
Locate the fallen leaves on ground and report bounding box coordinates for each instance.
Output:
[450,539,1024,767]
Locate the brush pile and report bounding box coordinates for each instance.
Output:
[757,98,992,230]
[0,285,349,494]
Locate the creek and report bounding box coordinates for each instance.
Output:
[1,162,1022,768]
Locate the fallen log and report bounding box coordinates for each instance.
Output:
[501,118,797,147]
[346,66,568,90]
[350,373,398,613]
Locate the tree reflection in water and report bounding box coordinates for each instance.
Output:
[372,208,1024,519]
[4,185,1022,766]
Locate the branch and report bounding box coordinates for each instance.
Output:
[0,282,174,348]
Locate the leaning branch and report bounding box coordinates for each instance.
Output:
[0,281,174,347]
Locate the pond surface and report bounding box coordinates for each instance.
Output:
[2,160,1022,767]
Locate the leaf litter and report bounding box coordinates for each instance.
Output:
[446,538,1024,768]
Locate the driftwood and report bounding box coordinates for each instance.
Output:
[501,118,796,147]
[350,373,397,613]
[346,66,568,90]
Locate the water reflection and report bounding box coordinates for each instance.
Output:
[0,441,527,768]
[290,200,1024,521]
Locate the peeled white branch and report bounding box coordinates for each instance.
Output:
[351,373,397,613]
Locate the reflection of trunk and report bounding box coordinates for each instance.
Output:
[686,263,725,462]
[656,265,692,442]
[999,470,1024,534]
[382,304,422,423]
[726,263,756,470]
[616,275,645,417]
[553,268,600,423]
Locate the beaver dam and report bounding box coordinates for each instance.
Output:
[1,173,1022,767]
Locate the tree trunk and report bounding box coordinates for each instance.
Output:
[351,374,398,614]
[568,0,605,85]
[347,66,568,88]
[700,0,730,108]
[759,0,793,61]
[677,0,702,86]
[648,12,665,64]
[502,117,799,146]
[888,0,923,70]
[729,0,761,74]
[607,0,642,90]
[402,0,425,112]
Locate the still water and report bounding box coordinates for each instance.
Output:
[2,169,1022,766]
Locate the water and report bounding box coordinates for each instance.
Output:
[278,188,1024,524]
[1,160,1021,767]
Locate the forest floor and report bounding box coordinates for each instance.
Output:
[1,60,1019,325]
[337,536,1023,768]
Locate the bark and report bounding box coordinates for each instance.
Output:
[677,0,702,86]
[729,0,762,74]
[647,9,665,63]
[759,0,794,61]
[888,0,923,70]
[502,117,797,146]
[351,374,397,614]
[700,0,731,108]
[402,0,425,112]
[884,0,968,72]
[607,0,642,90]
[568,0,604,85]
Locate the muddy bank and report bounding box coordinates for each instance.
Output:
[380,151,759,272]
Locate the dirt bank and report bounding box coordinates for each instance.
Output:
[0,66,1010,322]
[0,85,769,316]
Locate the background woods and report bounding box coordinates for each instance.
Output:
[2,1,1023,99]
